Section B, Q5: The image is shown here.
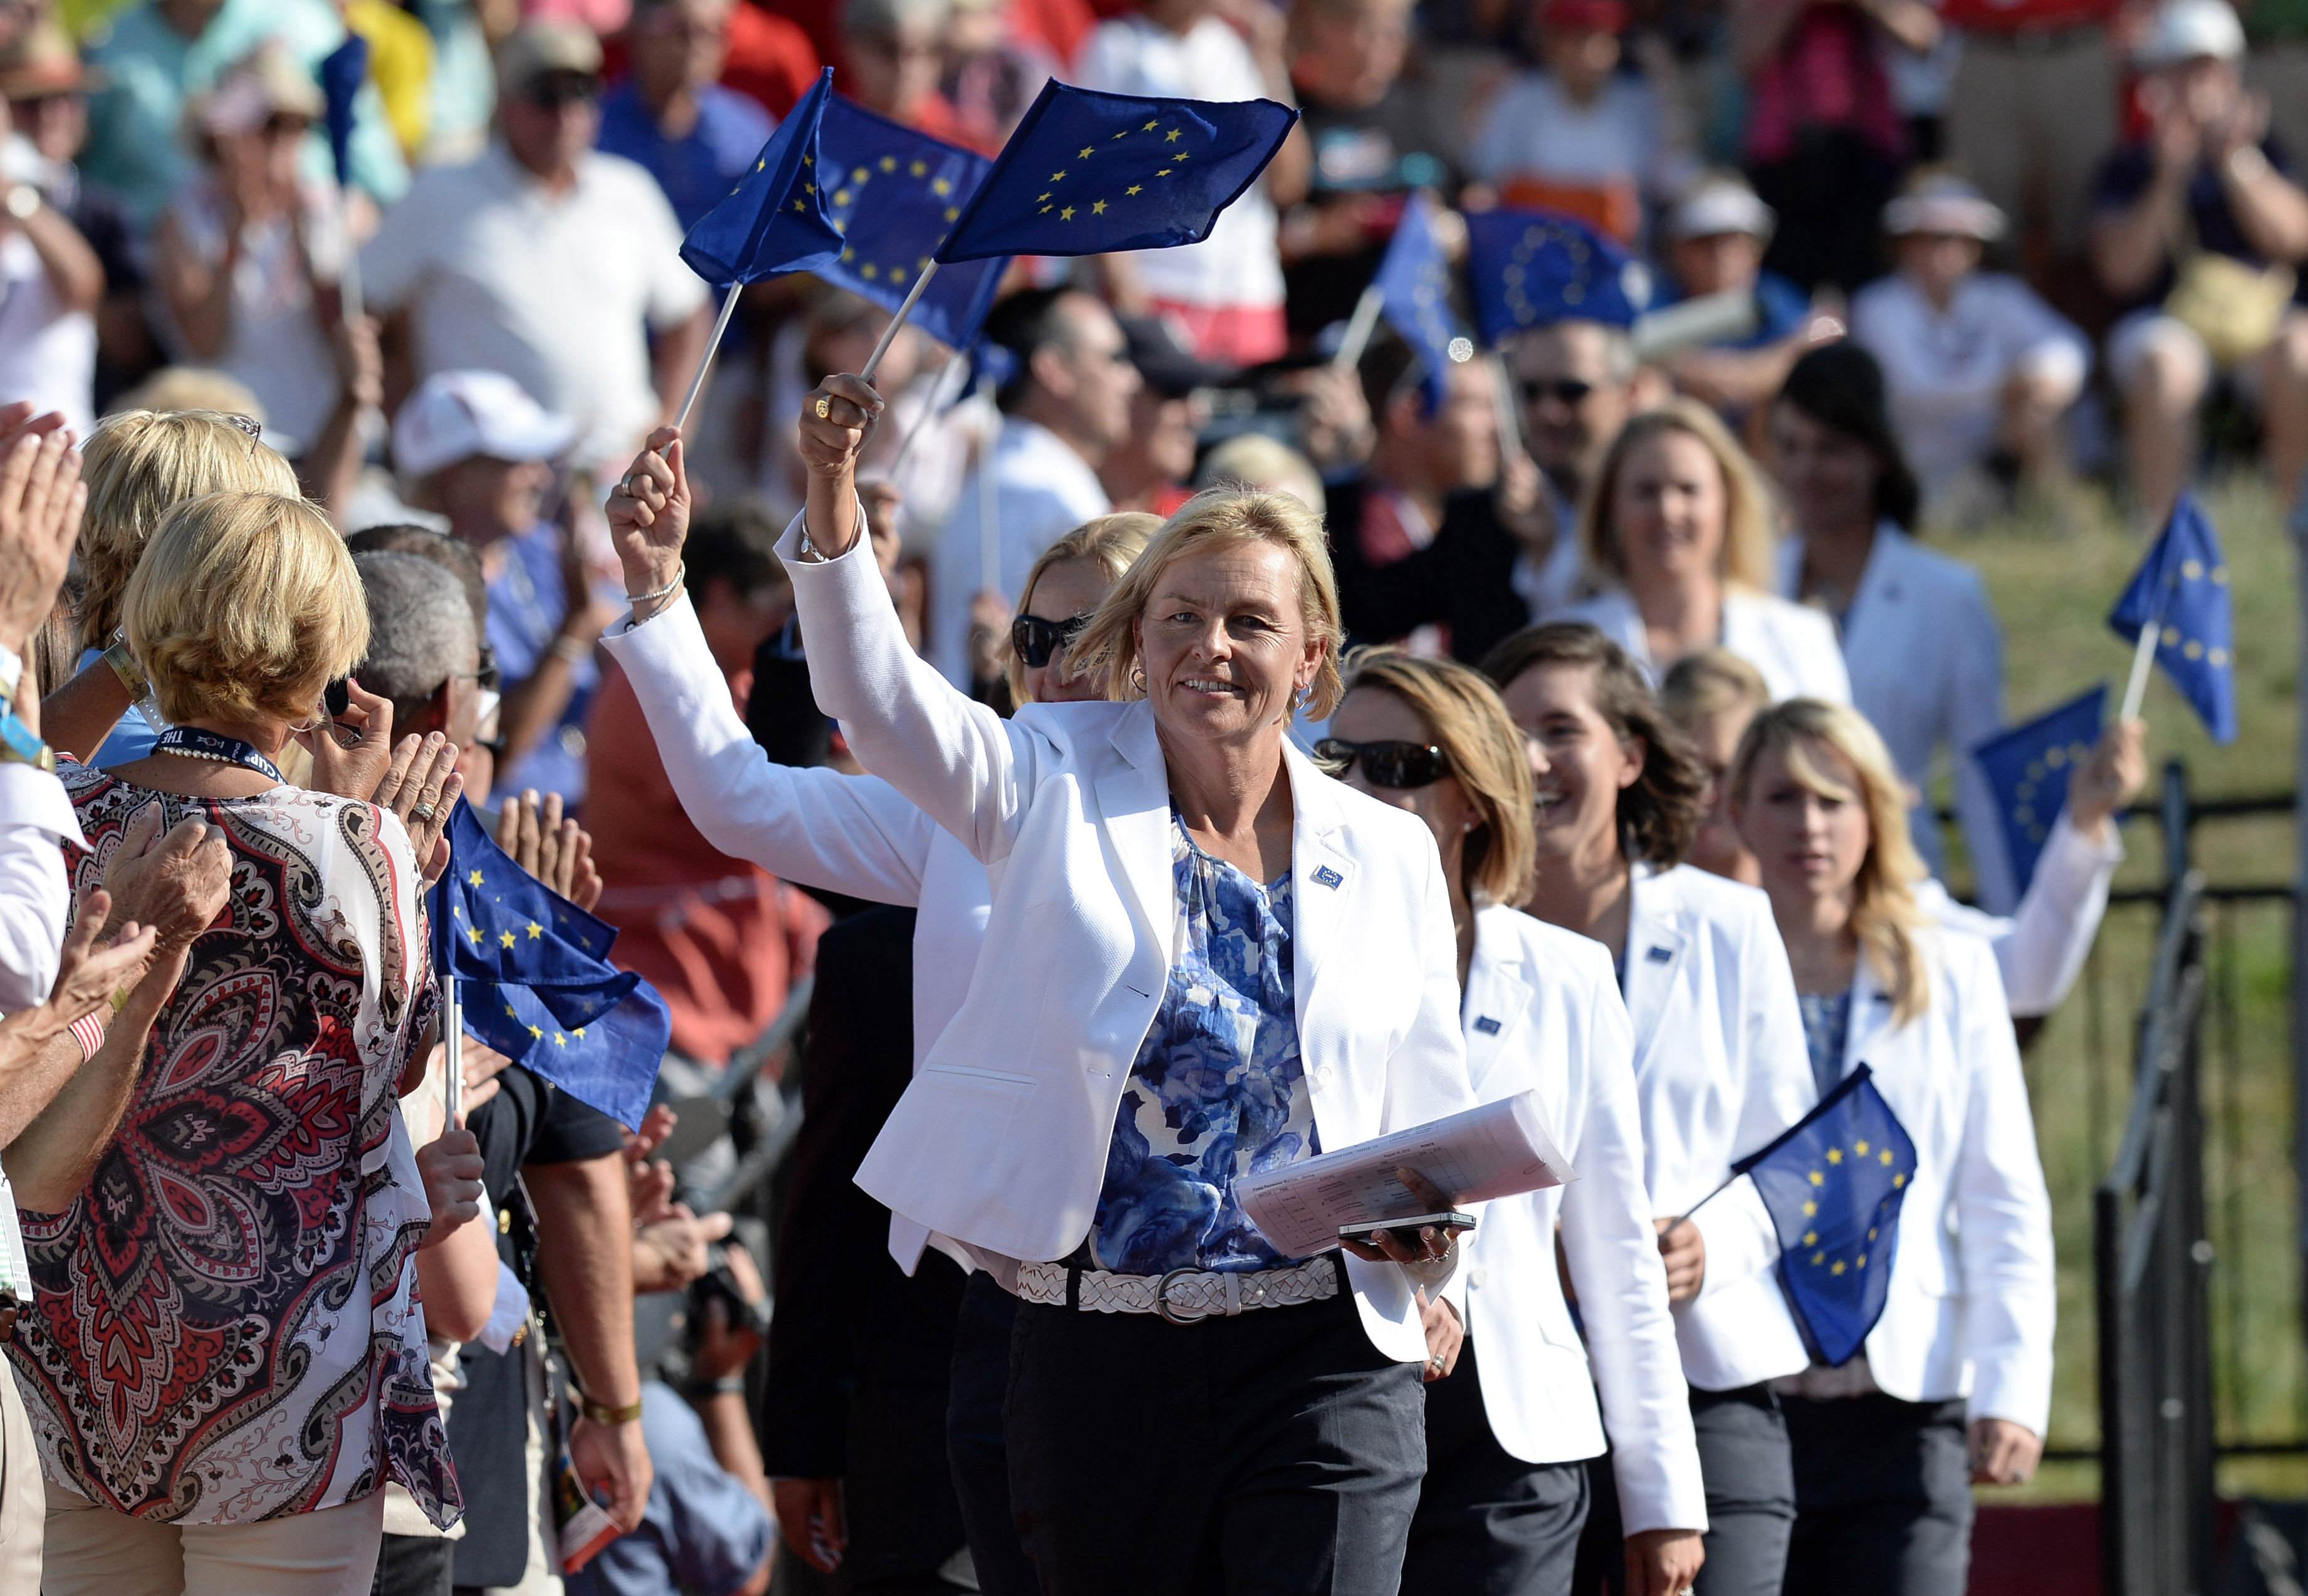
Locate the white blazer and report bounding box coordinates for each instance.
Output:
[1913,812,2123,1018]
[1776,526,2014,912]
[1822,928,2055,1432]
[1619,865,1817,1391]
[1460,906,1707,1535]
[778,515,1481,1362]
[1548,586,1852,706]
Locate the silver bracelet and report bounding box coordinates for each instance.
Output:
[625,561,686,609]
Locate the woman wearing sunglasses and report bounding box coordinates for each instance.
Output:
[1551,398,1847,706]
[619,368,1484,1596]
[1322,650,1706,1596]
[1480,621,1818,1596]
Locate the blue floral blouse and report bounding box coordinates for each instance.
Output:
[1087,816,1321,1275]
[1798,988,1853,1102]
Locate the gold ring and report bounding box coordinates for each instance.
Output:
[815,397,832,419]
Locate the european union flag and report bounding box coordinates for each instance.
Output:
[817,98,1008,351]
[1372,190,1470,415]
[1973,686,2107,894]
[2108,492,2237,744]
[431,803,671,1129]
[1466,207,1654,347]
[934,80,1297,263]
[1736,1063,1918,1367]
[318,33,368,190]
[681,68,844,287]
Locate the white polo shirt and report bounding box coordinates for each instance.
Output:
[360,143,708,466]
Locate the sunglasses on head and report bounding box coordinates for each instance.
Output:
[1011,613,1089,668]
[1520,377,1595,407]
[1313,738,1451,789]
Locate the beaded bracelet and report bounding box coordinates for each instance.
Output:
[625,560,686,623]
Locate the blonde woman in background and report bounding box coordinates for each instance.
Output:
[1728,699,2054,1596]
[1551,398,1847,703]
[1660,647,1770,886]
[1327,649,1706,1596]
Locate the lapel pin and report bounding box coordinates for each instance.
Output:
[1473,1016,1502,1035]
[1312,865,1344,889]
[1646,945,1673,963]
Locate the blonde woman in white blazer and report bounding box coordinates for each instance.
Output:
[598,511,1157,1596]
[1546,397,1851,706]
[1480,622,1819,1596]
[1328,650,1706,1596]
[616,382,1481,1596]
[1729,699,2054,1596]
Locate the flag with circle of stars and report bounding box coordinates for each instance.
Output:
[815,98,1008,352]
[932,80,1298,264]
[1973,685,2106,895]
[1371,189,1471,415]
[1734,1063,1918,1367]
[2107,491,2238,744]
[430,801,671,1129]
[1465,207,1653,347]
[679,67,844,287]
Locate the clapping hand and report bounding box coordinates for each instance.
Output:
[100,804,232,954]
[371,729,464,888]
[496,789,601,910]
[41,889,158,1031]
[0,420,83,660]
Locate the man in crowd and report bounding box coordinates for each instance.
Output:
[1100,315,1221,515]
[360,19,711,472]
[838,0,971,142]
[597,0,776,231]
[927,286,1136,687]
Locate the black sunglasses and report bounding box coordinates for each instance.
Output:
[1313,738,1451,789]
[1520,377,1595,407]
[1011,613,1089,668]
[476,644,503,694]
[526,73,601,110]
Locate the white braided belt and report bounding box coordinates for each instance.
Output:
[1016,1255,1339,1325]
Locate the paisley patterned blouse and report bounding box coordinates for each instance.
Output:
[1088,816,1320,1275]
[9,769,459,1528]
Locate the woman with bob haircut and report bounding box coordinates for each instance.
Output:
[1480,620,1818,1596]
[602,498,1157,1593]
[612,376,1481,1596]
[14,489,472,1595]
[1553,397,1849,705]
[1726,698,2054,1596]
[1326,648,1707,1596]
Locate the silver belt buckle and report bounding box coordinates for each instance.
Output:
[1154,1267,1206,1325]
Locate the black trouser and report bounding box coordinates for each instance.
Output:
[1401,1337,1589,1595]
[1782,1394,1973,1596]
[949,1271,1038,1596]
[373,1535,452,1596]
[1571,1382,1794,1596]
[1005,1281,1426,1595]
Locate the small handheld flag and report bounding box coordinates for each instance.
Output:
[1973,686,2107,895]
[1466,207,1653,348]
[431,802,670,1128]
[1735,1063,1918,1367]
[319,33,370,321]
[2107,491,2237,743]
[1370,190,1471,414]
[818,98,1007,353]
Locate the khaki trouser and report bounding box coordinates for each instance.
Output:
[39,1483,385,1595]
[1946,27,2117,258]
[0,1365,42,1593]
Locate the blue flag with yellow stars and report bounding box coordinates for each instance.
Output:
[1973,686,2107,895]
[1372,190,1470,415]
[2107,491,2237,744]
[431,802,671,1129]
[319,34,368,190]
[817,98,1008,351]
[1465,207,1653,347]
[933,79,1297,263]
[680,67,844,287]
[1734,1063,1918,1367]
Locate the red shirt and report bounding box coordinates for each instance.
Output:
[724,0,825,120]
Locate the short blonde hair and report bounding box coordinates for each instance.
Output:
[1074,488,1347,719]
[1728,698,1930,1024]
[1659,645,1770,731]
[78,410,301,652]
[125,492,370,726]
[1583,399,1781,593]
[1008,511,1161,706]
[1338,647,1537,906]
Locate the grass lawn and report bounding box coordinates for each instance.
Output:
[1923,474,2306,1505]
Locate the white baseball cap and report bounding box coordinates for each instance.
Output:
[1664,177,1776,244]
[1882,174,2008,240]
[392,370,577,478]
[2136,0,2244,64]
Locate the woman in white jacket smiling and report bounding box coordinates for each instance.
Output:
[1728,698,2054,1596]
[1325,648,1708,1596]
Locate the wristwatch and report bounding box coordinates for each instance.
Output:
[3,185,39,223]
[0,710,55,774]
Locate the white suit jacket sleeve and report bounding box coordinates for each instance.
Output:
[601,592,940,906]
[1691,899,1815,1297]
[1994,813,2122,1018]
[0,763,83,1013]
[1389,842,1481,1313]
[778,509,1040,866]
[1950,941,2057,1432]
[1562,973,1708,1534]
[1945,572,2015,914]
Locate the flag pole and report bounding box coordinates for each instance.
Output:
[2119,613,2161,724]
[860,261,941,385]
[1488,352,1530,467]
[673,284,746,435]
[1332,284,1385,372]
[877,345,968,484]
[976,371,1000,597]
[442,974,462,1129]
